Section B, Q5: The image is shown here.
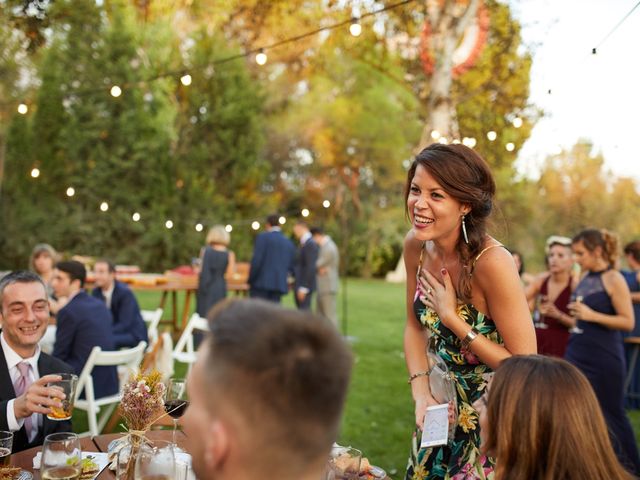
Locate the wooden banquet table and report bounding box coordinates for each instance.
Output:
[9,430,188,479]
[10,431,392,479]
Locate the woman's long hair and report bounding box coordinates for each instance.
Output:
[404,143,495,301]
[486,355,633,480]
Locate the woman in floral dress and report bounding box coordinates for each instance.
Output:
[403,144,537,479]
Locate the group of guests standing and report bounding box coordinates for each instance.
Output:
[195,214,340,326]
[402,142,640,479]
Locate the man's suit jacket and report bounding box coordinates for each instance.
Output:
[316,237,339,294]
[92,281,148,349]
[0,340,73,453]
[52,291,119,399]
[249,229,296,294]
[294,237,319,293]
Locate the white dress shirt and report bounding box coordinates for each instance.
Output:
[1,333,41,442]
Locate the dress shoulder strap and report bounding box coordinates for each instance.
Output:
[416,242,426,279]
[470,244,506,275]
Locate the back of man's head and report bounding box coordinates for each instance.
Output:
[265,214,280,228]
[203,298,352,476]
[55,260,87,288]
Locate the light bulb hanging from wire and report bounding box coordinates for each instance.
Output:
[255,49,267,66]
[110,85,122,97]
[180,74,192,86]
[349,18,362,37]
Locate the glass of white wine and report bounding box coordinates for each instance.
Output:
[41,432,81,480]
[134,440,176,480]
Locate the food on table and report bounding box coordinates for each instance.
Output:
[80,456,100,479]
[0,465,21,480]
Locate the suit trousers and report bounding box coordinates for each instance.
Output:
[295,291,313,310]
[316,292,338,327]
[250,288,283,303]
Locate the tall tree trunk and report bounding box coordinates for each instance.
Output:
[417,0,480,150]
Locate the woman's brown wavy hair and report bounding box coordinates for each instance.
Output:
[404,143,495,302]
[572,228,619,267]
[486,355,634,480]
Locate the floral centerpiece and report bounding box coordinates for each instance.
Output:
[112,371,166,480]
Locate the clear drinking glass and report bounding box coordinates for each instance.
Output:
[41,432,81,480]
[164,379,188,447]
[0,431,13,466]
[569,295,584,334]
[46,373,78,421]
[134,440,176,480]
[534,295,548,329]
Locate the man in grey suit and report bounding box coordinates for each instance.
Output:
[311,227,339,327]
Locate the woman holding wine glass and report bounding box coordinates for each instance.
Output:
[164,378,188,448]
[565,228,640,474]
[525,235,576,356]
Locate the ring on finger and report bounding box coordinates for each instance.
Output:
[427,288,433,295]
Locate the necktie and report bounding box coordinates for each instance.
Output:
[14,362,33,438]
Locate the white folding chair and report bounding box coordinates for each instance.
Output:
[74,340,147,437]
[141,308,163,346]
[172,313,209,373]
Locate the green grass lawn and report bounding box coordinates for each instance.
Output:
[72,279,640,477]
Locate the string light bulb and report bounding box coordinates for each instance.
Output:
[506,142,515,152]
[17,103,28,115]
[251,221,260,230]
[30,168,40,178]
[255,49,267,66]
[301,208,310,217]
[66,187,75,197]
[195,223,203,232]
[349,18,362,37]
[279,216,286,225]
[110,85,122,97]
[323,200,331,208]
[438,137,448,144]
[100,202,109,212]
[132,212,141,222]
[165,220,174,229]
[512,117,523,128]
[180,74,192,86]
[225,224,233,233]
[430,130,440,140]
[487,131,497,141]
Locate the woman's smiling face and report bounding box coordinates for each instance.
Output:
[407,164,468,244]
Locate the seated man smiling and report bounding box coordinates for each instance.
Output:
[182,298,353,480]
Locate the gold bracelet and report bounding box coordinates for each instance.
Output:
[461,328,479,350]
[407,371,430,384]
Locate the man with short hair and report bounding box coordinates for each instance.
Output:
[311,227,340,327]
[92,259,148,349]
[248,214,296,303]
[182,299,353,480]
[51,261,119,399]
[293,220,319,310]
[0,271,73,452]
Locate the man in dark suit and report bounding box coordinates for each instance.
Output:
[92,259,148,349]
[0,271,73,453]
[51,261,119,400]
[248,214,296,303]
[293,220,319,310]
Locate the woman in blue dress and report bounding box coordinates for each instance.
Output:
[566,229,640,474]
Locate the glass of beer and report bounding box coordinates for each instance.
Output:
[41,432,81,479]
[46,373,78,421]
[134,440,176,480]
[0,431,13,466]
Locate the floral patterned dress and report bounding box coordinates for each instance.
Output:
[406,248,503,480]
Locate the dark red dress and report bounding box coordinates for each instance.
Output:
[535,276,571,356]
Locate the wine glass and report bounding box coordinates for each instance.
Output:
[41,432,81,480]
[569,295,584,334]
[164,378,188,448]
[534,294,548,329]
[134,440,176,480]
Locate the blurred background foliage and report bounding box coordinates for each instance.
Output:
[1,0,638,274]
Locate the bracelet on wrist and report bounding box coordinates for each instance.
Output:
[461,327,479,350]
[407,371,430,384]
